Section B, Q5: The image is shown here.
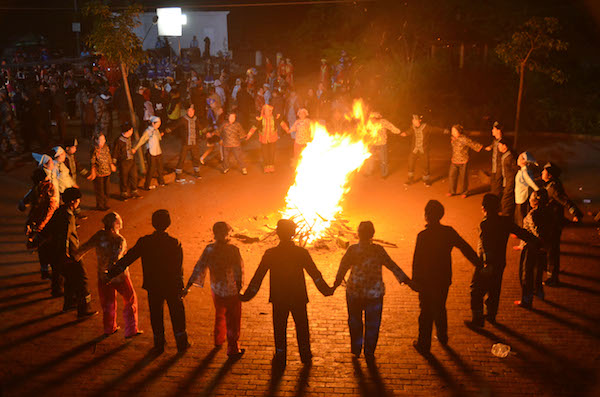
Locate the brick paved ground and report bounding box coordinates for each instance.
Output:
[0,132,599,396]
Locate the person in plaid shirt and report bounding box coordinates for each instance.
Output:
[447,124,483,198]
[333,221,414,360]
[183,222,245,358]
[217,112,248,175]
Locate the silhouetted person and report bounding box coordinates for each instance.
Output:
[541,162,583,286]
[411,200,482,355]
[107,209,190,355]
[333,221,414,360]
[240,219,333,367]
[42,187,97,318]
[467,194,537,328]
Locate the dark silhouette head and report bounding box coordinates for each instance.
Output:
[424,200,444,224]
[276,219,296,240]
[213,221,231,242]
[152,209,171,231]
[482,193,501,215]
[358,221,375,242]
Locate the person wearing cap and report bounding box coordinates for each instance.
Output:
[467,194,537,328]
[183,222,245,358]
[112,122,141,200]
[401,114,432,186]
[33,152,59,201]
[411,200,482,355]
[76,212,141,338]
[166,102,205,181]
[516,189,553,308]
[332,221,413,360]
[366,112,401,178]
[246,104,283,173]
[541,162,583,286]
[88,133,116,210]
[107,209,190,355]
[498,138,518,219]
[514,152,539,230]
[484,122,504,197]
[281,107,313,166]
[240,219,333,367]
[19,167,60,288]
[41,187,97,318]
[133,116,166,189]
[216,111,248,175]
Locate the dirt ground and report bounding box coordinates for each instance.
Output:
[1,122,599,396]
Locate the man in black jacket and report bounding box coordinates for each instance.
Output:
[541,162,583,286]
[42,187,97,318]
[401,114,432,187]
[411,200,482,355]
[107,209,190,354]
[240,219,333,366]
[166,102,205,181]
[112,122,141,200]
[467,194,537,328]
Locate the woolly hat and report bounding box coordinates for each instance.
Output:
[52,146,65,158]
[543,162,562,178]
[64,138,78,148]
[32,153,52,167]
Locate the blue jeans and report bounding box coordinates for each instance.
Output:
[346,294,383,356]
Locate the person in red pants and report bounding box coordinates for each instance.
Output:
[76,212,142,338]
[183,222,245,358]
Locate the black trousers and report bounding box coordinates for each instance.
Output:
[93,175,109,208]
[61,256,91,308]
[546,230,562,282]
[519,245,546,305]
[145,153,165,188]
[407,150,430,181]
[448,162,469,195]
[118,159,138,195]
[490,172,503,197]
[417,285,450,351]
[39,243,63,294]
[272,303,311,361]
[515,201,530,228]
[261,143,276,167]
[176,144,200,171]
[148,290,187,348]
[501,186,516,219]
[470,265,505,321]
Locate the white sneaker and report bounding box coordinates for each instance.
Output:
[241,168,248,175]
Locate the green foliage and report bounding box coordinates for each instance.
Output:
[83,1,146,74]
[495,17,568,84]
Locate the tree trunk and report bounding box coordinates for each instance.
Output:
[120,61,145,173]
[514,62,526,148]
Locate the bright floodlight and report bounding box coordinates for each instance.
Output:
[157,7,186,36]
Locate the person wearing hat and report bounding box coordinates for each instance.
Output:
[281,107,313,166]
[112,122,141,200]
[76,212,142,338]
[33,152,59,201]
[498,138,518,219]
[332,221,413,360]
[411,200,482,355]
[41,187,97,317]
[216,111,248,175]
[366,112,401,178]
[52,146,78,197]
[166,102,205,181]
[240,219,333,367]
[183,222,245,358]
[542,162,583,286]
[132,116,166,189]
[401,114,432,186]
[246,104,283,173]
[484,121,504,197]
[107,209,190,355]
[19,167,60,287]
[514,152,539,231]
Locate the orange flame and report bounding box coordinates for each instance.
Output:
[281,99,381,244]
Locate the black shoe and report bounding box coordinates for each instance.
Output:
[485,315,497,324]
[62,302,77,312]
[150,345,165,356]
[544,278,560,287]
[412,341,430,356]
[177,340,192,354]
[227,348,246,360]
[101,206,110,211]
[41,270,51,280]
[51,289,64,298]
[434,336,448,346]
[125,330,144,339]
[131,191,142,198]
[77,309,98,319]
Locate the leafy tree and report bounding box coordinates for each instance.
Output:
[83,1,146,170]
[496,17,568,146]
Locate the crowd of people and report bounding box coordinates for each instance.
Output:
[10,50,587,369]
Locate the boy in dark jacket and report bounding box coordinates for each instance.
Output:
[411,200,482,355]
[166,102,205,181]
[112,122,141,200]
[107,209,189,355]
[240,219,333,367]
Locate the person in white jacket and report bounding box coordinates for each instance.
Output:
[133,116,166,190]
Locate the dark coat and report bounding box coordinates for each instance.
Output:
[478,215,537,269]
